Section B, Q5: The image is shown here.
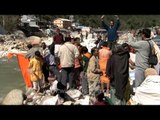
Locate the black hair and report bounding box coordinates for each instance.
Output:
[110,19,114,23]
[35,50,41,57]
[142,28,151,38]
[91,47,98,55]
[27,44,32,49]
[64,37,71,42]
[122,43,130,51]
[101,42,108,47]
[81,46,88,54]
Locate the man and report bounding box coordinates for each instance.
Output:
[127,28,154,88]
[58,37,79,90]
[95,35,104,49]
[101,15,120,50]
[41,42,49,58]
[87,47,102,97]
[81,46,91,95]
[53,27,64,57]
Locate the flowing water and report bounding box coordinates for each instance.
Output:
[0,57,25,100]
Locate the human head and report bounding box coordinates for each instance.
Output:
[35,50,41,58]
[41,42,47,49]
[141,28,151,39]
[91,47,99,56]
[97,35,102,40]
[56,27,60,34]
[101,42,108,48]
[144,68,158,78]
[110,20,114,27]
[27,44,32,50]
[81,46,88,54]
[64,37,71,42]
[122,43,130,51]
[156,28,160,35]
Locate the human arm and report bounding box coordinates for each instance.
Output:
[127,41,141,50]
[28,59,34,74]
[101,15,109,30]
[129,58,135,69]
[74,47,80,58]
[114,15,120,30]
[90,57,102,74]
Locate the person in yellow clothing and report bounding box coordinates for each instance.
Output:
[28,51,44,92]
[99,42,112,95]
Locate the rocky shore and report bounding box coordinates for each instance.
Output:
[0,34,53,58]
[0,86,90,105]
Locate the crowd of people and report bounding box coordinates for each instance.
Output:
[24,15,160,105]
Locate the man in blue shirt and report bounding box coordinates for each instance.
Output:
[101,15,120,50]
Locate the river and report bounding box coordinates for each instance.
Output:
[0,57,25,100]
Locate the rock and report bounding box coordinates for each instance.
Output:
[27,102,34,105]
[63,101,73,105]
[40,95,58,105]
[74,100,81,105]
[2,89,24,105]
[79,95,90,105]
[14,30,25,39]
[27,36,42,45]
[66,89,82,99]
[50,80,58,93]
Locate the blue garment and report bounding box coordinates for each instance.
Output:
[102,20,120,42]
[97,40,105,49]
[45,54,56,66]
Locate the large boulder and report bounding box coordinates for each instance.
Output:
[26,36,42,45]
[2,89,24,105]
[66,89,82,99]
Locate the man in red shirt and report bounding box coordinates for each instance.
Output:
[53,27,64,57]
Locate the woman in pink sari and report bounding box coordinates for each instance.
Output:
[99,42,112,95]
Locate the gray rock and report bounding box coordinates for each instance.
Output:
[2,89,24,105]
[66,89,82,99]
[63,101,73,105]
[40,95,58,105]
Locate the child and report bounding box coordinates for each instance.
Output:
[28,50,44,92]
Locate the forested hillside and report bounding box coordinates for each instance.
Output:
[0,15,160,32]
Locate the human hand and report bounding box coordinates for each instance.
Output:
[101,15,105,20]
[114,15,119,20]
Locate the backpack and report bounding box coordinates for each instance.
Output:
[147,41,158,67]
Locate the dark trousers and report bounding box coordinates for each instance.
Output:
[42,63,49,83]
[73,67,81,88]
[60,67,75,89]
[81,72,89,95]
[49,65,60,81]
